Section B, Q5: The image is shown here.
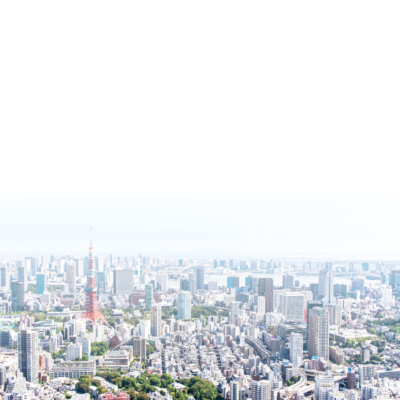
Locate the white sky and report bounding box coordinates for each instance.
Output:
[0,2,399,256]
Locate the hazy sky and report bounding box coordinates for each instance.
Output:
[1,2,399,257]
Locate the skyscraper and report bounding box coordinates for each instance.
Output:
[306,300,323,349]
[230,377,240,400]
[150,305,161,337]
[280,292,304,322]
[66,263,76,292]
[308,307,329,361]
[228,276,240,288]
[177,291,191,320]
[133,336,146,362]
[17,265,27,291]
[18,330,38,383]
[12,280,24,311]
[145,284,154,309]
[156,273,168,292]
[36,273,47,295]
[188,272,196,296]
[318,270,335,305]
[194,266,204,290]
[0,266,11,290]
[283,274,294,289]
[113,269,134,295]
[290,332,303,366]
[258,278,274,312]
[257,296,265,316]
[230,301,240,324]
[326,303,342,326]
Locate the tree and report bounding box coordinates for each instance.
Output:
[149,376,161,386]
[76,382,90,394]
[98,386,107,395]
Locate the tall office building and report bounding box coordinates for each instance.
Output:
[113,269,134,295]
[359,364,375,385]
[17,265,27,291]
[228,276,240,288]
[36,274,47,295]
[18,330,38,383]
[180,279,189,291]
[258,278,274,312]
[75,258,84,278]
[12,280,24,311]
[133,336,146,362]
[145,284,154,309]
[177,291,192,320]
[334,284,348,299]
[251,379,271,400]
[96,271,107,294]
[230,301,240,324]
[381,286,393,307]
[95,256,104,272]
[280,292,304,322]
[230,377,240,400]
[306,300,323,349]
[156,274,168,292]
[352,278,365,291]
[150,305,162,337]
[318,270,335,305]
[326,303,342,326]
[290,332,303,366]
[0,266,11,290]
[389,270,400,290]
[310,283,319,300]
[194,266,204,290]
[257,296,265,316]
[283,274,294,289]
[308,307,329,361]
[188,272,196,296]
[66,343,82,361]
[66,263,76,292]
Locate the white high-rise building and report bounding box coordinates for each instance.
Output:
[18,330,38,383]
[280,292,304,322]
[75,258,84,277]
[290,332,303,366]
[157,274,168,292]
[177,291,191,320]
[150,305,162,338]
[231,378,240,400]
[66,263,76,292]
[359,365,375,385]
[258,296,265,316]
[361,385,380,400]
[318,270,335,305]
[308,307,329,361]
[326,303,342,326]
[230,301,240,324]
[251,379,271,400]
[381,286,393,307]
[17,265,27,291]
[66,342,82,361]
[315,372,335,400]
[189,272,196,296]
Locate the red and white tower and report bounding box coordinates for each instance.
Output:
[81,226,109,326]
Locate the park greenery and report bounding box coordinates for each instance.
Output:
[95,371,223,400]
[91,341,109,356]
[146,341,156,358]
[76,375,107,395]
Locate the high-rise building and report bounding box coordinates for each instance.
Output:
[75,258,84,278]
[308,307,329,361]
[113,269,134,295]
[96,271,107,294]
[156,274,168,292]
[194,266,204,290]
[318,270,335,305]
[381,286,393,307]
[66,343,82,361]
[230,301,240,324]
[257,296,265,316]
[17,265,27,291]
[389,270,400,290]
[361,347,370,363]
[66,263,76,292]
[189,272,196,296]
[310,283,319,300]
[251,379,271,400]
[258,278,274,313]
[306,300,323,349]
[315,372,335,400]
[36,273,47,295]
[227,276,240,288]
[326,303,342,326]
[208,281,218,291]
[280,292,304,322]
[177,291,191,320]
[12,280,24,311]
[180,279,189,291]
[352,278,365,291]
[290,332,303,366]
[333,284,348,299]
[230,377,240,400]
[0,267,11,290]
[150,305,162,337]
[145,284,154,309]
[133,336,146,362]
[95,256,104,272]
[359,365,374,385]
[283,274,294,289]
[18,330,38,383]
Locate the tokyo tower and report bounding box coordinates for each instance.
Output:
[81,226,109,326]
